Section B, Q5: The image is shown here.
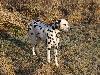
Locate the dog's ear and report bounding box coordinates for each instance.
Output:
[55,20,61,25]
[55,20,61,29]
[57,20,61,24]
[55,24,59,29]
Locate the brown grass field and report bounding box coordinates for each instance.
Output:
[0,0,100,75]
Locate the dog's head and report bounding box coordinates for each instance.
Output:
[54,19,70,32]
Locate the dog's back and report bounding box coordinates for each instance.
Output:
[28,20,48,42]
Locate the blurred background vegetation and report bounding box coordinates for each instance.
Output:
[0,0,100,75]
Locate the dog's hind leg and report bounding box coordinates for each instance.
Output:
[54,48,58,66]
[28,30,37,55]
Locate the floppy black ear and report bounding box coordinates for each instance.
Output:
[57,20,61,24]
[55,20,61,25]
[52,24,58,30]
[55,20,61,29]
[52,19,61,30]
[55,24,59,29]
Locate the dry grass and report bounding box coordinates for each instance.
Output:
[0,57,15,75]
[0,0,100,75]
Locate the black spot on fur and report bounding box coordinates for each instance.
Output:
[50,40,51,42]
[34,22,37,24]
[47,33,48,36]
[31,33,34,35]
[48,42,50,44]
[51,34,53,36]
[53,41,55,43]
[48,48,51,50]
[47,29,49,31]
[34,25,38,28]
[58,43,60,46]
[46,39,47,44]
[40,27,42,30]
[47,29,53,32]
[52,38,54,40]
[48,37,51,39]
[47,34,51,39]
[55,46,58,49]
[38,37,41,39]
[43,30,44,32]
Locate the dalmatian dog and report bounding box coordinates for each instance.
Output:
[28,19,70,66]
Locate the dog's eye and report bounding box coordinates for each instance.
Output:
[63,24,66,26]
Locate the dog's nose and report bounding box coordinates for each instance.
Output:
[69,27,73,30]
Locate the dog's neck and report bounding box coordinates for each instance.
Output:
[51,24,60,34]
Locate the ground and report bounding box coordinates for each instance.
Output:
[0,0,100,75]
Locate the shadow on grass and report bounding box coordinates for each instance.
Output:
[0,29,45,74]
[0,29,31,53]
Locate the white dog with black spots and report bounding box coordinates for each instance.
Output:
[28,19,70,66]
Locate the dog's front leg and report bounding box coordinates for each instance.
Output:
[47,47,51,63]
[54,48,59,67]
